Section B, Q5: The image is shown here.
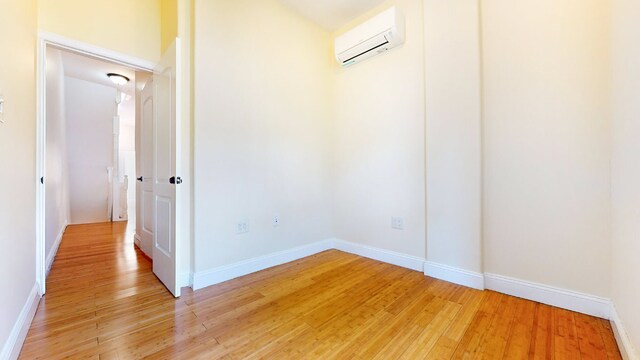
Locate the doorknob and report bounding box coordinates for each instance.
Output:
[137,176,143,182]
[169,176,182,185]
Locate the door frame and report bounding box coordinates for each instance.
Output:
[35,32,160,295]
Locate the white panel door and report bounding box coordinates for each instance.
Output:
[137,80,154,257]
[153,39,181,297]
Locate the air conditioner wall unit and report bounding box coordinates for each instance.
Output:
[334,6,406,67]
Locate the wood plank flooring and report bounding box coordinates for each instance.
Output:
[20,222,621,359]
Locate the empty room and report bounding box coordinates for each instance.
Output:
[0,0,638,359]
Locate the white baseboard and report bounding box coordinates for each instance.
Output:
[0,284,40,360]
[424,261,485,290]
[133,234,152,259]
[192,240,334,290]
[45,222,67,276]
[484,272,611,319]
[192,239,428,291]
[610,304,639,360]
[188,238,620,335]
[332,239,426,272]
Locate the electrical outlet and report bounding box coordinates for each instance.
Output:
[272,215,280,227]
[236,219,250,234]
[391,217,404,230]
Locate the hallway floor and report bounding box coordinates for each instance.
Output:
[20,223,621,359]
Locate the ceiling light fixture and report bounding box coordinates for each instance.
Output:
[107,73,130,85]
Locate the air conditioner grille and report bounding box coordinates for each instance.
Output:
[342,37,390,64]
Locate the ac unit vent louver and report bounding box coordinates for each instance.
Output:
[334,7,405,67]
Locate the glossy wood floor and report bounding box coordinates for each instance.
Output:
[20,222,621,359]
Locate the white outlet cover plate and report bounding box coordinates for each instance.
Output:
[236,219,250,234]
[391,217,404,230]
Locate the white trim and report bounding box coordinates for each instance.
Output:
[422,264,618,322]
[45,222,67,275]
[424,261,485,290]
[610,304,639,360]
[35,34,47,296]
[133,234,153,259]
[133,233,142,247]
[173,37,183,298]
[188,237,623,347]
[192,239,427,291]
[332,239,426,272]
[484,272,611,319]
[38,32,156,71]
[141,247,152,260]
[0,284,40,360]
[192,240,334,290]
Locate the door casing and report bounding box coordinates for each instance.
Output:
[35,32,187,296]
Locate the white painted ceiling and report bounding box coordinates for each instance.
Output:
[279,0,387,30]
[58,49,137,125]
[59,49,136,97]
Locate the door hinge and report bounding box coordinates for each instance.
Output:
[40,177,44,184]
[169,176,182,185]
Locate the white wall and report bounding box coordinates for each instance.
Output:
[119,93,136,152]
[120,124,135,152]
[45,49,70,260]
[423,0,482,273]
[118,96,136,222]
[193,0,334,272]
[481,0,612,296]
[0,6,631,360]
[119,122,136,218]
[332,0,426,259]
[0,0,38,356]
[65,77,117,224]
[611,0,640,355]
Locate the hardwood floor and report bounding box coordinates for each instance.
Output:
[20,222,621,359]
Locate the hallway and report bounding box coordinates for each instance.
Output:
[19,222,191,359]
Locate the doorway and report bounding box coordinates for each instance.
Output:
[42,44,148,268]
[36,34,184,298]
